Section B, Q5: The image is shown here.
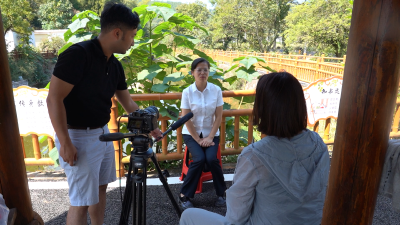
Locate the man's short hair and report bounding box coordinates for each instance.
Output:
[100,2,140,33]
[253,72,307,139]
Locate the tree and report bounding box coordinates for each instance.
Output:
[210,0,292,52]
[0,0,33,36]
[284,0,352,57]
[176,1,211,46]
[38,0,75,30]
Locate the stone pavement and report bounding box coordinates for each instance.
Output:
[28,167,400,225]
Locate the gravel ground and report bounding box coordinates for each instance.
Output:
[30,178,400,225]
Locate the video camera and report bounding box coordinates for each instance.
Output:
[126,106,159,135]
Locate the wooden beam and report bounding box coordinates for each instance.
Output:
[0,9,41,225]
[322,0,400,224]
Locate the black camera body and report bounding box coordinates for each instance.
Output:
[127,106,159,134]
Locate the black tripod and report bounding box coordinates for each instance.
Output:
[119,135,182,225]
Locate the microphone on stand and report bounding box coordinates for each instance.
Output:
[155,112,194,141]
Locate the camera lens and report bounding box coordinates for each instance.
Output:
[144,106,159,119]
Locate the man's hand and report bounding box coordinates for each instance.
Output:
[151,128,163,141]
[199,136,215,147]
[59,141,77,166]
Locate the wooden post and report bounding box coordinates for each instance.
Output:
[0,9,42,225]
[108,97,124,177]
[322,0,400,224]
[220,117,226,152]
[234,116,239,150]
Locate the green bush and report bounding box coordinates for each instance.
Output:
[39,36,66,53]
[8,45,53,87]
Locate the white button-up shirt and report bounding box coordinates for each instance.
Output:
[181,82,224,137]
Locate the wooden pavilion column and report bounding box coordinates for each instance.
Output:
[0,10,43,225]
[322,0,400,224]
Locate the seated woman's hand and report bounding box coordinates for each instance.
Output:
[200,136,215,147]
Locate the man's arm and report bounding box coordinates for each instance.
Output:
[46,75,76,166]
[115,89,139,113]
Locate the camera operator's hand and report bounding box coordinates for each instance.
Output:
[59,140,77,166]
[200,136,215,147]
[151,128,163,141]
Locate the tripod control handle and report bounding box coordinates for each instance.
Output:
[99,132,125,141]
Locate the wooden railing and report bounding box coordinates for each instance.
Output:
[20,91,400,177]
[201,50,345,84]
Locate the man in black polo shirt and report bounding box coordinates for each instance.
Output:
[46,3,162,225]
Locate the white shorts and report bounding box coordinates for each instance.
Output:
[55,125,116,206]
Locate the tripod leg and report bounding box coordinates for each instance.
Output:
[143,166,147,225]
[150,154,182,218]
[119,160,134,225]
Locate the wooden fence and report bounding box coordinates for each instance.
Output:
[201,50,345,84]
[21,89,400,177]
[10,50,57,60]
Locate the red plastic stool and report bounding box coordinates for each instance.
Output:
[179,145,222,194]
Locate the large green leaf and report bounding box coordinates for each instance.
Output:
[261,65,277,73]
[240,57,258,70]
[236,68,260,82]
[176,61,192,70]
[58,42,74,55]
[151,84,169,92]
[177,54,193,61]
[223,102,232,110]
[147,6,175,22]
[133,5,153,28]
[49,147,59,167]
[151,2,172,8]
[163,72,184,84]
[225,76,238,85]
[68,32,92,43]
[137,65,163,81]
[166,106,179,121]
[153,21,175,34]
[63,29,73,41]
[135,29,144,39]
[153,44,171,57]
[72,10,98,22]
[68,18,90,33]
[155,71,167,81]
[193,49,216,64]
[38,135,48,144]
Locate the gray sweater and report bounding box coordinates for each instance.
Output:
[225,130,330,225]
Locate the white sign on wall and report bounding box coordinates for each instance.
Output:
[13,86,54,138]
[304,76,343,126]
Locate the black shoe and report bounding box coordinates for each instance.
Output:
[215,196,226,207]
[178,195,194,210]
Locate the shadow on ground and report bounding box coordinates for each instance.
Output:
[32,181,232,225]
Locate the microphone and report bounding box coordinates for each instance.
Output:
[99,132,137,142]
[157,112,194,141]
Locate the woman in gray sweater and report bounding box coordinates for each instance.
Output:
[180,72,330,225]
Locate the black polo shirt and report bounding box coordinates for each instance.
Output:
[53,38,127,127]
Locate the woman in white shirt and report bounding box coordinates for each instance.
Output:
[178,58,227,210]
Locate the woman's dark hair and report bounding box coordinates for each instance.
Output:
[191,58,210,71]
[100,2,140,33]
[253,72,307,138]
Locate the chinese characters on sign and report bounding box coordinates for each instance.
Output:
[13,86,54,138]
[304,76,343,126]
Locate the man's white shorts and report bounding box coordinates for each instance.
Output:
[55,125,116,206]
